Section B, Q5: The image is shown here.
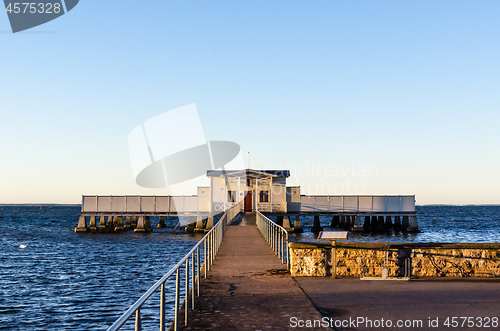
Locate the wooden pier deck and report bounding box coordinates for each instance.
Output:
[180,217,328,330]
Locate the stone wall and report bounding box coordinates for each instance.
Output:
[289,242,500,278]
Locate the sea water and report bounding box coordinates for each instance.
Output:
[0,205,499,330]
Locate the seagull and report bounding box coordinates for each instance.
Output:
[19,245,27,249]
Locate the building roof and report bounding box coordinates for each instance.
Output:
[206,169,290,178]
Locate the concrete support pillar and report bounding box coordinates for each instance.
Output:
[205,216,214,230]
[311,215,323,233]
[144,216,152,232]
[88,216,98,232]
[157,216,166,228]
[194,215,205,232]
[98,216,107,231]
[114,216,124,232]
[131,216,137,229]
[134,216,152,233]
[330,215,340,227]
[385,216,393,231]
[402,216,410,231]
[338,215,345,229]
[408,216,419,233]
[344,215,354,231]
[282,215,292,231]
[134,216,145,232]
[293,215,303,233]
[74,216,88,233]
[342,215,350,230]
[370,216,378,232]
[363,216,371,232]
[124,216,132,230]
[107,216,115,231]
[377,216,385,233]
[394,216,402,232]
[353,215,364,232]
[276,215,284,227]
[185,216,196,232]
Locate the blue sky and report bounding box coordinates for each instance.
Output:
[1,1,499,204]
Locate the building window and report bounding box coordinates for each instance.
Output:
[259,191,269,203]
[246,178,252,187]
[228,191,236,203]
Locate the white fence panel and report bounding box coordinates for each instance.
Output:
[401,196,415,212]
[82,196,97,212]
[386,196,401,212]
[155,196,170,213]
[126,196,141,212]
[315,196,329,211]
[97,196,111,212]
[141,196,155,212]
[372,196,386,212]
[300,196,315,212]
[171,196,184,213]
[111,196,126,212]
[329,196,343,212]
[300,196,327,212]
[358,196,372,212]
[343,196,358,212]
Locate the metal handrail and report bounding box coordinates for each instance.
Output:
[107,203,241,331]
[255,211,289,270]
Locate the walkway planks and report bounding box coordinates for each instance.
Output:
[180,223,328,330]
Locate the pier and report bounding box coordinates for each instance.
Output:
[106,206,327,330]
[105,206,500,331]
[76,169,418,234]
[178,213,324,330]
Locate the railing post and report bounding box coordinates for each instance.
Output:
[160,283,165,331]
[135,308,141,331]
[282,230,285,261]
[191,254,195,309]
[203,238,208,279]
[273,226,276,254]
[174,269,180,331]
[212,231,215,262]
[185,259,189,326]
[196,246,200,296]
[209,232,212,270]
[105,209,238,331]
[209,231,212,267]
[209,232,213,267]
[267,221,270,243]
[270,223,273,248]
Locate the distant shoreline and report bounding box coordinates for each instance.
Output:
[2,203,500,207]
